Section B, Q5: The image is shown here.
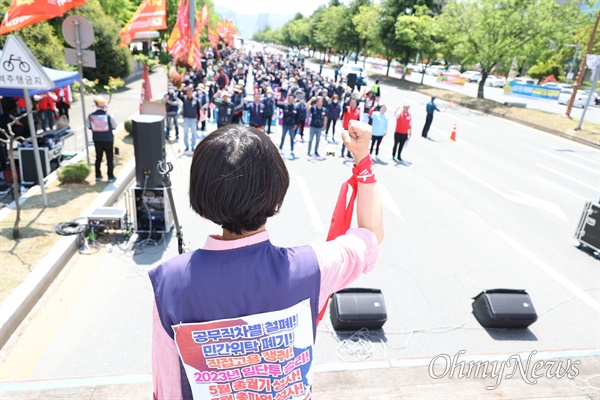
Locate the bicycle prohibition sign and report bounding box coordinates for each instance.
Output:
[3,54,30,73]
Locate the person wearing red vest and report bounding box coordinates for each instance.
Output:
[15,97,27,114]
[33,91,58,131]
[55,86,71,120]
[393,105,412,163]
[340,97,360,158]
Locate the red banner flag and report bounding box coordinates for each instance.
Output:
[216,18,225,39]
[0,0,86,35]
[208,25,218,46]
[119,0,167,47]
[187,6,207,69]
[200,4,209,26]
[167,0,191,61]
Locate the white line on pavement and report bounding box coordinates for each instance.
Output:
[538,150,599,173]
[533,175,587,202]
[494,229,600,313]
[560,150,600,165]
[296,176,325,232]
[537,164,599,191]
[445,159,568,221]
[443,113,477,127]
[378,184,404,221]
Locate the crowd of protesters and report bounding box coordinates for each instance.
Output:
[163,45,416,162]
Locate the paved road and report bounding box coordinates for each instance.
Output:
[1,60,599,396]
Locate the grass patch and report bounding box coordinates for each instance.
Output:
[372,73,600,145]
[0,130,134,302]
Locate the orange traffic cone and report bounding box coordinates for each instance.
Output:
[450,124,457,141]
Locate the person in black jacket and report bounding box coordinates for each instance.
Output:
[88,96,118,181]
[213,91,235,128]
[276,93,298,156]
[262,87,275,134]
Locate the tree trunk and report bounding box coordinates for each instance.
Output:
[362,39,368,70]
[420,62,428,84]
[477,71,488,99]
[355,43,360,64]
[386,57,391,77]
[8,138,20,239]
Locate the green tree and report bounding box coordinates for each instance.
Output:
[0,20,67,70]
[98,0,137,26]
[71,0,132,84]
[396,7,441,83]
[353,4,381,69]
[314,6,346,57]
[439,0,578,99]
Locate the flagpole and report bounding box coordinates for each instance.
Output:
[23,89,48,207]
[75,18,91,166]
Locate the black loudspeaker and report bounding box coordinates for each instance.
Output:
[330,288,387,331]
[19,147,50,184]
[575,201,600,253]
[132,114,165,188]
[472,289,537,329]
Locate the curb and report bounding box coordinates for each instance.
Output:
[369,72,600,150]
[0,158,136,349]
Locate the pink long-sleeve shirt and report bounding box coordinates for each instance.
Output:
[152,228,379,399]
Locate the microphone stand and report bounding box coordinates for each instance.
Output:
[157,160,185,254]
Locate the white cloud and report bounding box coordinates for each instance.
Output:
[213,0,331,16]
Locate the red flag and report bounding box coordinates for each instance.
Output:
[119,0,167,47]
[216,18,225,39]
[140,64,153,113]
[208,25,218,47]
[200,4,209,26]
[0,0,86,35]
[187,8,205,69]
[167,0,191,62]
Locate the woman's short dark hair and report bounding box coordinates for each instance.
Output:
[189,125,290,235]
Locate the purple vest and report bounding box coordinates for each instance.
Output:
[149,240,320,400]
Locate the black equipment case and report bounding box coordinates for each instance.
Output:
[574,201,600,254]
[472,289,537,329]
[330,288,387,331]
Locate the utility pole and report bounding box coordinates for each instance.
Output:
[566,11,600,118]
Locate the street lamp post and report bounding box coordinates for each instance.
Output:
[565,42,581,82]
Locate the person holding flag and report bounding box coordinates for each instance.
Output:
[149,120,383,399]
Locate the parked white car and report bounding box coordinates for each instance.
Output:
[558,90,590,108]
[485,75,506,88]
[424,65,446,76]
[339,64,368,84]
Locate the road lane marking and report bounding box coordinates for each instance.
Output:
[533,175,588,201]
[444,159,567,221]
[538,150,599,173]
[377,184,404,221]
[296,176,325,232]
[442,113,477,127]
[537,163,599,191]
[494,229,600,313]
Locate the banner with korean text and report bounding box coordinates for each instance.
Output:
[173,299,314,400]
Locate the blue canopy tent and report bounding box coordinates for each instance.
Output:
[0,49,80,97]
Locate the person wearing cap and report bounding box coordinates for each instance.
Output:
[213,90,235,128]
[422,95,440,139]
[163,85,180,139]
[88,96,118,182]
[262,87,276,134]
[393,104,412,162]
[231,85,245,124]
[178,85,200,152]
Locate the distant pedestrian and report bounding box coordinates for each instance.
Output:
[306,96,327,158]
[262,87,275,134]
[334,67,339,83]
[88,95,117,182]
[371,79,381,98]
[276,93,298,156]
[393,105,412,162]
[369,105,388,160]
[325,94,341,142]
[163,85,180,139]
[178,85,200,152]
[421,95,440,139]
[340,97,360,158]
